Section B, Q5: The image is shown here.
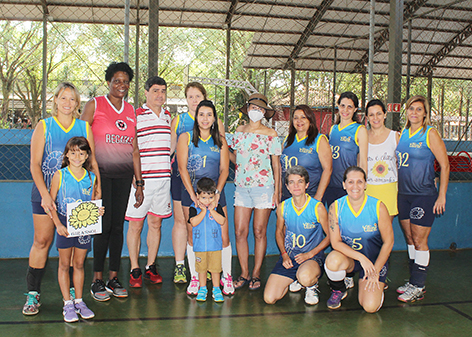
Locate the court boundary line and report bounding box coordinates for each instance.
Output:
[3,298,472,325]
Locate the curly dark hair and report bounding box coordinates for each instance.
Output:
[105,62,134,82]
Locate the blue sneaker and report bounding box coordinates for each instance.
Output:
[196,286,208,302]
[22,291,40,315]
[212,287,224,303]
[327,290,347,309]
[69,287,75,300]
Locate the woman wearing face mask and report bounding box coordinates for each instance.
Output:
[230,93,282,291]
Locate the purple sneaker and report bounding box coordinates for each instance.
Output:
[75,301,95,319]
[63,302,79,322]
[327,290,347,309]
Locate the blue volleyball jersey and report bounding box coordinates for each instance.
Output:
[328,122,362,188]
[174,112,195,137]
[335,195,382,263]
[396,126,437,196]
[281,195,325,260]
[172,112,195,176]
[31,117,89,202]
[56,167,96,217]
[191,204,223,252]
[186,132,221,188]
[281,133,327,198]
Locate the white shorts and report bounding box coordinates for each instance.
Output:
[125,179,172,221]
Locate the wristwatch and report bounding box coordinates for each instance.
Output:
[215,189,220,195]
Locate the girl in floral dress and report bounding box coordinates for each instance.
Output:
[230,93,282,291]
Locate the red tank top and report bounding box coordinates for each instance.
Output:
[91,96,136,178]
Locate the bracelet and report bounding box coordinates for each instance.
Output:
[136,180,145,187]
[281,251,287,256]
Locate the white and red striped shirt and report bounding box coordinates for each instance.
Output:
[136,104,171,180]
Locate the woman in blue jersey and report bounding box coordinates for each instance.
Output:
[170,83,226,284]
[176,100,232,295]
[23,82,100,315]
[281,105,332,202]
[396,95,449,303]
[264,166,329,305]
[366,99,399,220]
[324,166,393,313]
[324,92,368,208]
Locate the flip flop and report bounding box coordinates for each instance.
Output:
[233,276,250,290]
[249,277,261,291]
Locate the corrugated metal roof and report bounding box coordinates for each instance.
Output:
[2,0,472,79]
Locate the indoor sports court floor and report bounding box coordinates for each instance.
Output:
[1,250,471,336]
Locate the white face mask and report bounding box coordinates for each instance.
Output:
[248,109,264,123]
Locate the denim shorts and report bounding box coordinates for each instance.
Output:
[234,185,275,209]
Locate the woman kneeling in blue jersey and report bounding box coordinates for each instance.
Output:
[324,166,393,313]
[264,165,329,305]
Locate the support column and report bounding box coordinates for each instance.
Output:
[134,0,141,109]
[148,0,159,77]
[332,46,337,124]
[124,0,130,63]
[368,0,375,102]
[386,0,403,130]
[305,71,309,105]
[290,67,295,112]
[224,26,231,132]
[41,8,48,119]
[361,71,366,111]
[406,19,412,101]
[427,73,433,106]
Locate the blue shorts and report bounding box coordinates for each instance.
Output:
[55,214,92,250]
[181,185,227,208]
[32,201,47,215]
[323,186,347,208]
[398,193,438,227]
[234,185,275,209]
[271,254,325,281]
[171,160,182,201]
[352,260,388,283]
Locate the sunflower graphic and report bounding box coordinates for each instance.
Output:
[372,161,388,178]
[69,202,100,229]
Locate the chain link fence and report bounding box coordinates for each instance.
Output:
[1,1,472,180]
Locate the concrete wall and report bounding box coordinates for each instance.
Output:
[1,181,470,259]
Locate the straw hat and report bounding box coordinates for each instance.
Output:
[238,93,275,120]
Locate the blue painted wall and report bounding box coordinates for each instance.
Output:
[1,181,470,259]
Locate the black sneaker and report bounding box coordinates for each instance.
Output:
[90,279,111,302]
[105,277,128,298]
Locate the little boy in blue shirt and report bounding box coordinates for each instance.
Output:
[188,177,226,302]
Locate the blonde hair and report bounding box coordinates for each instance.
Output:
[51,82,81,118]
[404,95,430,133]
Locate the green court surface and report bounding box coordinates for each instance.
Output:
[2,250,471,336]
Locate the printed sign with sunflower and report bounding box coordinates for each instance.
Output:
[66,200,102,237]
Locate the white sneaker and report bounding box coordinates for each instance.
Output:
[221,275,235,295]
[397,284,424,303]
[289,280,303,292]
[304,284,319,305]
[186,276,199,295]
[396,281,411,294]
[344,277,354,289]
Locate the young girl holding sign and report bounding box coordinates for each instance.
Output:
[49,136,104,322]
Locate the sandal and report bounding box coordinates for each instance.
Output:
[233,276,250,290]
[249,277,261,291]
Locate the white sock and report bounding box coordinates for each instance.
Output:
[64,299,73,305]
[222,243,232,278]
[74,298,83,303]
[324,265,346,281]
[415,250,430,267]
[176,260,185,265]
[186,243,197,278]
[408,245,416,260]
